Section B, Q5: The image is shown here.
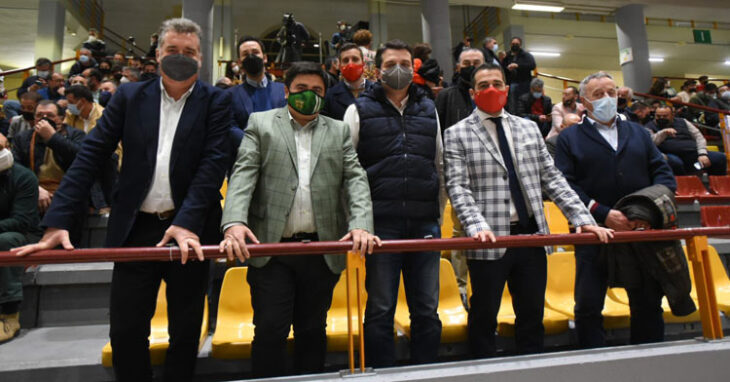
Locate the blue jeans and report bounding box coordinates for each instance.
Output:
[364,218,442,367]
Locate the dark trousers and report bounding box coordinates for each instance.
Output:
[364,218,442,368]
[574,245,664,348]
[109,213,209,382]
[248,250,340,378]
[467,220,545,358]
[0,232,27,309]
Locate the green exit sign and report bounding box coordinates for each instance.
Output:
[693,29,712,44]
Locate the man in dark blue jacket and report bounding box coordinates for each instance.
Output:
[228,36,286,147]
[14,18,230,382]
[555,72,676,349]
[321,43,373,120]
[343,39,444,368]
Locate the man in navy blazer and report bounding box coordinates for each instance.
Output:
[321,42,374,120]
[14,18,230,381]
[554,72,675,349]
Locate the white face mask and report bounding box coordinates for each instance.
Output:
[0,148,14,172]
[120,76,131,84]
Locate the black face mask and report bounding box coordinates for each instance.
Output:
[113,73,123,81]
[242,55,264,76]
[140,72,158,82]
[21,111,34,121]
[41,117,57,130]
[617,97,628,108]
[656,118,671,128]
[564,99,574,107]
[459,65,476,84]
[511,44,520,53]
[160,54,199,82]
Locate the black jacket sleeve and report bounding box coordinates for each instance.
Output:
[47,127,86,171]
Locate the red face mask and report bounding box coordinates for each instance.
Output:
[341,63,364,82]
[474,86,509,114]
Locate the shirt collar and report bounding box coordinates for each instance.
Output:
[345,78,366,90]
[245,74,268,89]
[585,115,617,129]
[475,107,505,123]
[287,108,317,130]
[160,78,195,103]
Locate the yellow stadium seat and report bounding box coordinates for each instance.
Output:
[102,281,209,367]
[211,267,293,359]
[607,288,701,324]
[543,201,573,252]
[686,246,730,316]
[220,178,228,208]
[441,201,454,239]
[545,252,630,329]
[326,271,368,352]
[395,258,468,343]
[707,145,720,152]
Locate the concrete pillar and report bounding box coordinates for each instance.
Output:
[183,0,214,83]
[502,24,524,53]
[212,0,233,82]
[420,0,453,79]
[369,0,387,49]
[615,4,652,93]
[35,0,65,63]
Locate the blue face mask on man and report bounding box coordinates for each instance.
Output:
[587,95,617,124]
[532,91,542,99]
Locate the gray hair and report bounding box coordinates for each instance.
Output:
[158,18,202,49]
[458,48,485,63]
[122,66,140,80]
[530,77,544,89]
[579,72,613,96]
[483,36,497,44]
[618,86,634,99]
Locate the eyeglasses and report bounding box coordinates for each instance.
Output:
[35,113,57,119]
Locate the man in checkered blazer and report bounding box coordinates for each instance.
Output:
[444,62,612,358]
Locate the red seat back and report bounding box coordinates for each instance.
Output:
[700,206,730,227]
[709,176,730,196]
[675,176,710,197]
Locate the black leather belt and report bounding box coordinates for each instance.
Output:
[281,232,318,242]
[140,210,175,221]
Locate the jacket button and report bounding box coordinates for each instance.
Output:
[291,185,297,190]
[504,199,509,203]
[503,175,508,180]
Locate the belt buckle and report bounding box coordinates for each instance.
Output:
[156,210,173,220]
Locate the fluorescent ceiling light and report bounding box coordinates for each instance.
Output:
[513,3,565,12]
[649,57,664,62]
[530,51,561,57]
[725,60,730,65]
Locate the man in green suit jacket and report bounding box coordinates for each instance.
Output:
[219,62,379,378]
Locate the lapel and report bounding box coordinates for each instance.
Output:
[578,118,615,152]
[140,81,162,167]
[309,117,326,178]
[468,111,506,170]
[506,113,526,166]
[275,107,298,175]
[170,81,205,172]
[615,118,631,155]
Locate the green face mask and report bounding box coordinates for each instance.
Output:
[287,89,325,115]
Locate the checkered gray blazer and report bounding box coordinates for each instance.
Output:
[444,110,595,260]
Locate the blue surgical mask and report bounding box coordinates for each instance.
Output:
[68,103,81,116]
[722,91,730,101]
[79,55,90,64]
[532,92,542,99]
[587,95,617,124]
[493,44,499,52]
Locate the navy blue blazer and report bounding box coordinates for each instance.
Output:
[229,78,286,131]
[43,79,232,246]
[322,80,373,121]
[554,118,676,224]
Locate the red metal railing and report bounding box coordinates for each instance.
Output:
[2,227,729,374]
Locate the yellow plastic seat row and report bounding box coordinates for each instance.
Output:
[544,251,631,329]
[686,245,730,316]
[101,281,209,367]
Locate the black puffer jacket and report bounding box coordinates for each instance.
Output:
[602,184,696,316]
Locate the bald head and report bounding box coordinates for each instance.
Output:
[562,113,582,128]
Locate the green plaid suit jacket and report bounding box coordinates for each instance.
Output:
[221,107,373,273]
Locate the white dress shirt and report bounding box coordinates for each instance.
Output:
[586,115,618,151]
[139,80,195,213]
[342,96,447,221]
[475,108,534,222]
[282,110,317,236]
